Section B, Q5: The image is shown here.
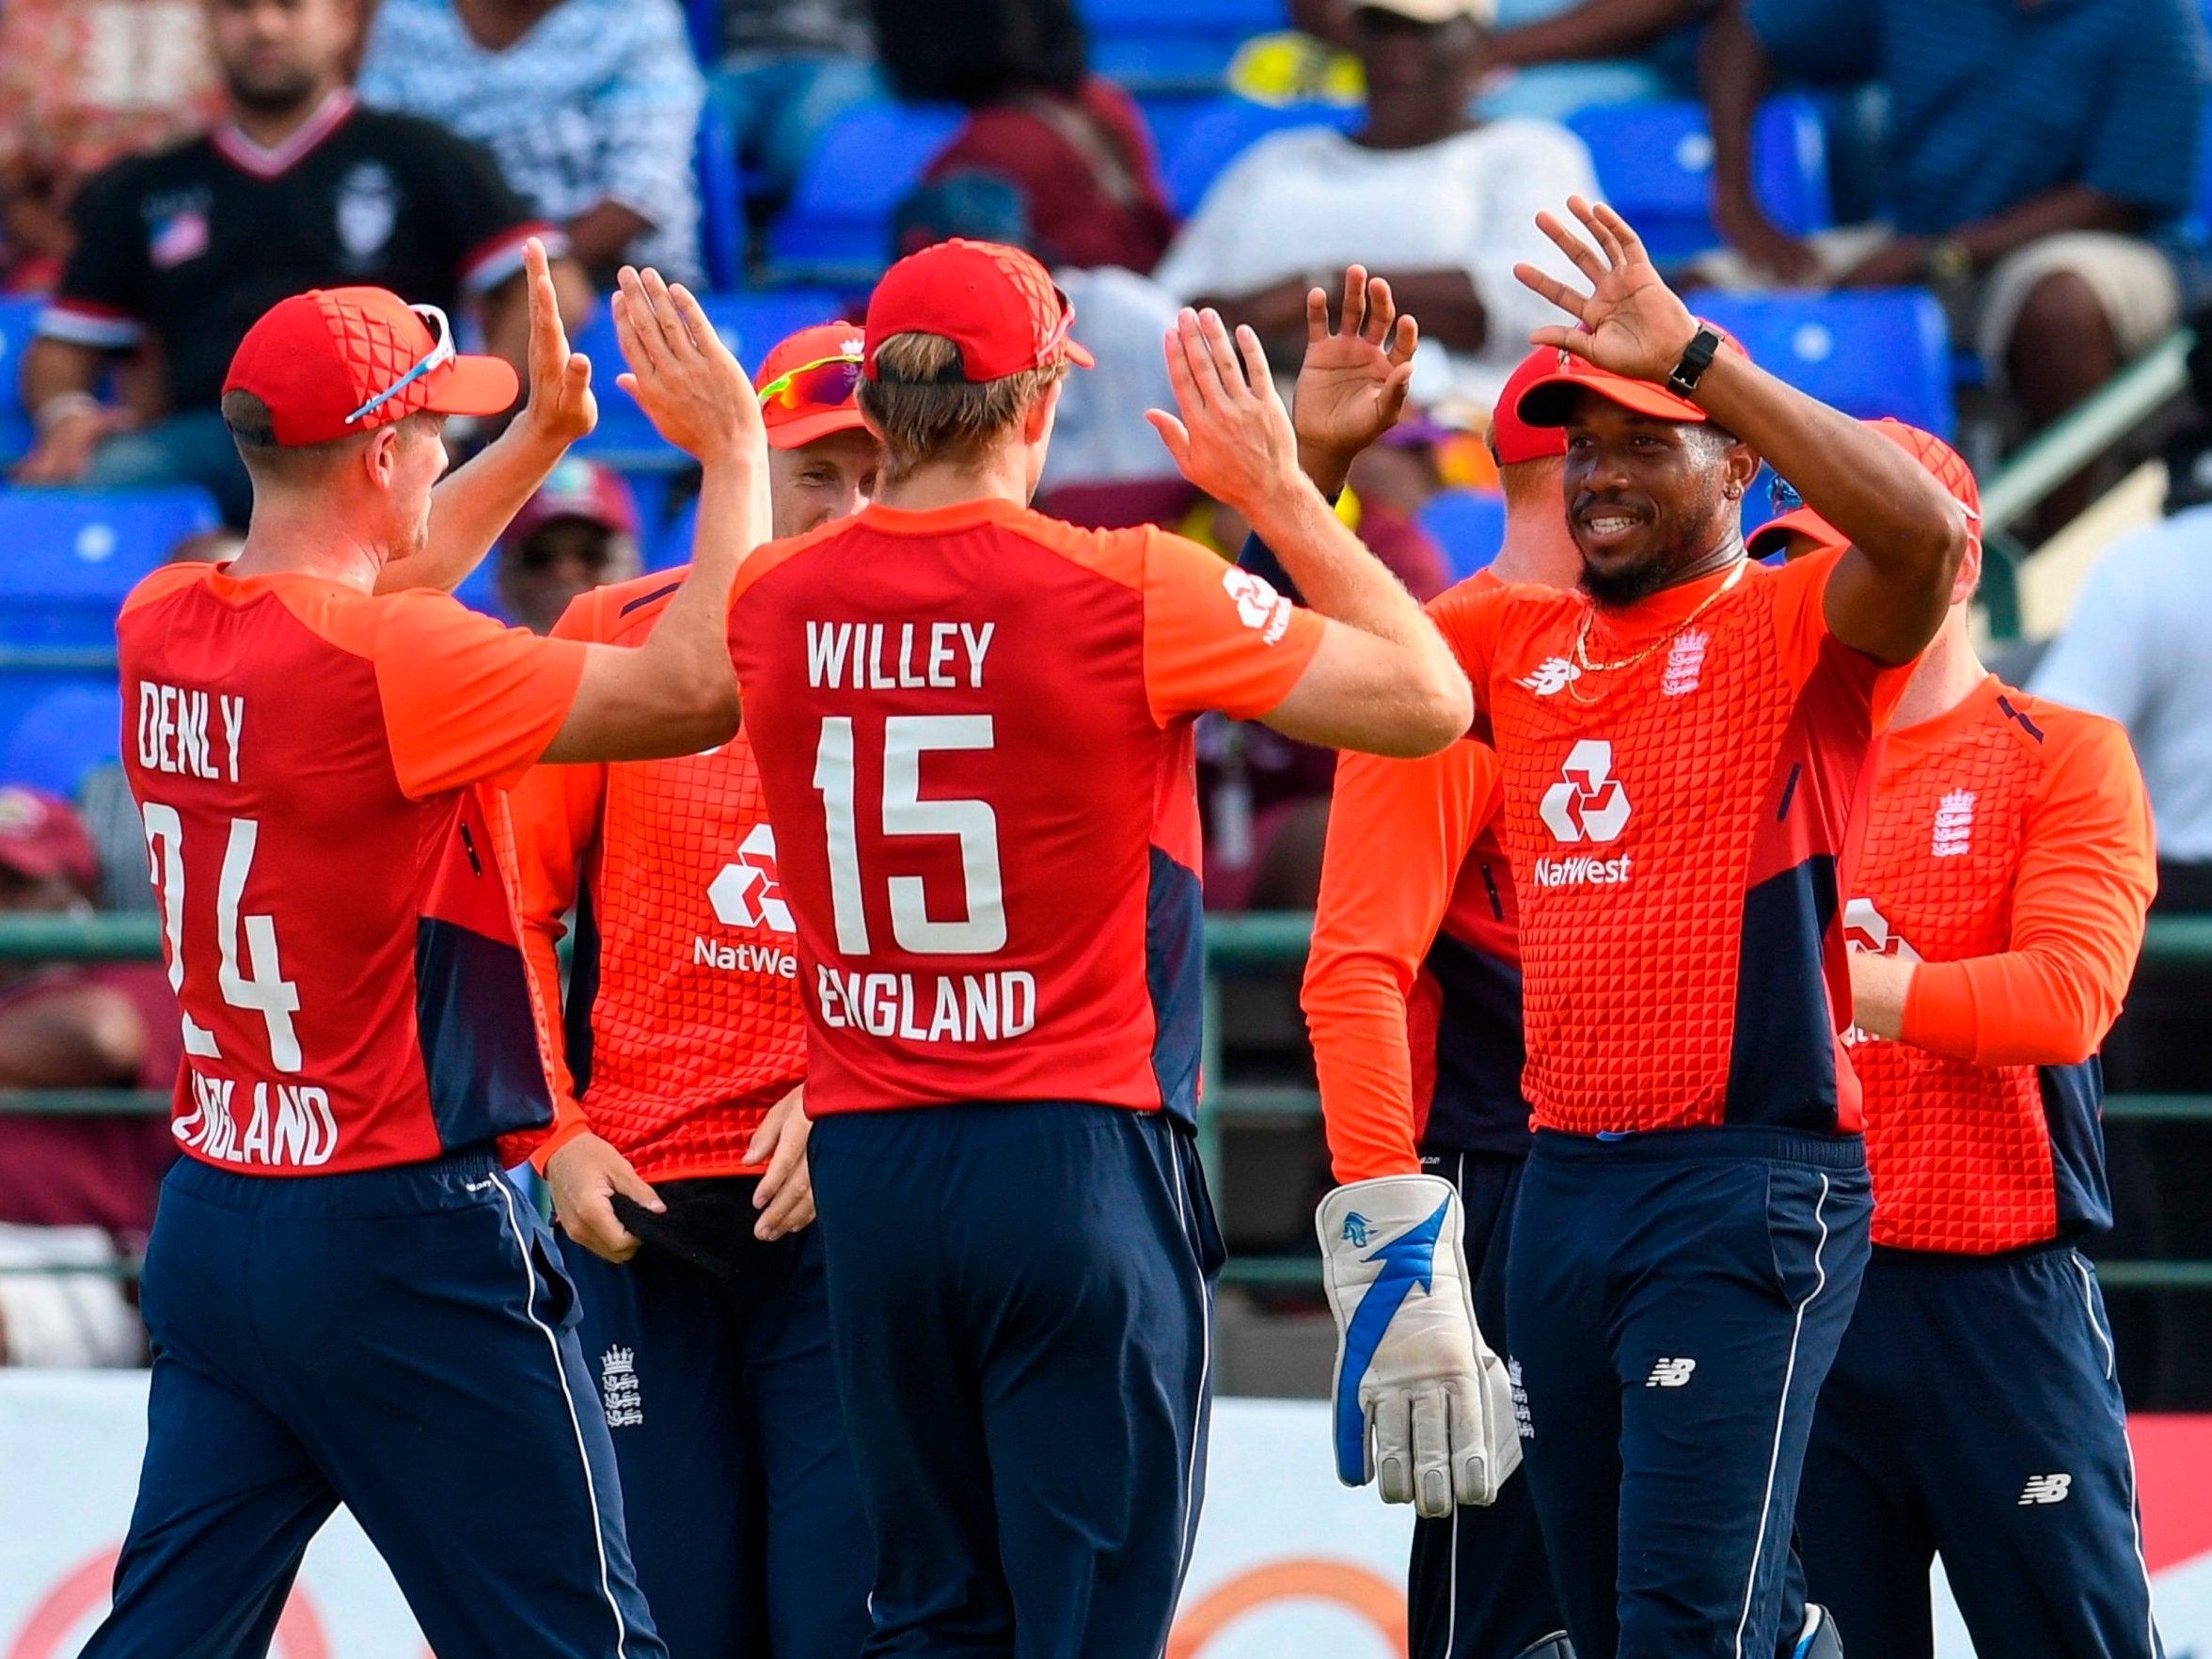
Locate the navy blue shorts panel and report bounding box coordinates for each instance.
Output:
[566,1217,874,1658]
[85,1150,663,1659]
[808,1100,1222,1659]
[1409,1146,1562,1659]
[1506,1129,1872,1659]
[1797,1243,2163,1659]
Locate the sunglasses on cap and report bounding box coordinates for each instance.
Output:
[758,353,864,412]
[345,303,455,426]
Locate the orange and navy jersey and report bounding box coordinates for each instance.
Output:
[725,497,1325,1121]
[510,570,805,1184]
[1304,573,1528,1183]
[1846,676,2154,1251]
[116,562,587,1175]
[1431,547,1915,1137]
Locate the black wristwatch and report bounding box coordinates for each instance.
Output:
[1667,324,1723,399]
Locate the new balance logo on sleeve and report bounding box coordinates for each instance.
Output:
[2018,1473,2073,1505]
[1645,1357,1697,1387]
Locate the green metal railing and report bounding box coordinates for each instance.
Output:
[5,910,2212,1288]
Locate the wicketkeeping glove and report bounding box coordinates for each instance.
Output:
[1316,1174,1521,1517]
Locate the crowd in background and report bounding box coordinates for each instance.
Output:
[4,0,2212,1385]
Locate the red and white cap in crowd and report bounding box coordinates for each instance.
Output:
[863,239,1094,383]
[223,285,518,446]
[0,787,99,892]
[753,322,873,450]
[500,458,640,553]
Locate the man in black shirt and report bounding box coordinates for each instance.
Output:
[15,0,592,525]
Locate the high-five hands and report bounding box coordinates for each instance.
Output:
[514,236,596,450]
[1146,308,1303,514]
[1292,265,1418,491]
[610,265,763,466]
[1514,196,1701,385]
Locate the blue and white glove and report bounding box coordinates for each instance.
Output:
[1316,1174,1520,1517]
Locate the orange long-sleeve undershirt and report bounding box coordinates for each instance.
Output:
[1898,699,2156,1066]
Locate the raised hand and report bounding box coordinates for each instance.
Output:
[1146,307,1301,513]
[1513,197,1700,385]
[514,236,595,450]
[1293,264,1417,469]
[610,264,763,466]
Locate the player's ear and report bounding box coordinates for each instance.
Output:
[1951,527,1983,607]
[1722,437,1762,503]
[1023,376,1063,447]
[362,424,402,491]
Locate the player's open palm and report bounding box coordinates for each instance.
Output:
[1147,307,1301,514]
[1293,266,1417,463]
[610,264,764,466]
[517,236,595,450]
[1514,196,1699,385]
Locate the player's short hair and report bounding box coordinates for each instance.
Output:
[222,389,436,482]
[859,331,1067,483]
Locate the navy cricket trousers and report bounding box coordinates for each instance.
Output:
[1507,1128,1872,1659]
[1798,1242,2164,1659]
[85,1148,663,1659]
[1409,1148,1562,1659]
[808,1100,1224,1659]
[565,1189,875,1658]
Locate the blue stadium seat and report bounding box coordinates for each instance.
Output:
[1417,489,1507,582]
[0,294,45,466]
[1082,0,1288,92]
[696,100,747,292]
[0,486,220,646]
[684,0,719,66]
[1569,97,1831,264]
[1688,288,1955,436]
[0,677,122,799]
[1160,96,1361,217]
[655,497,700,570]
[766,102,964,281]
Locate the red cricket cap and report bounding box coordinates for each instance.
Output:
[1515,324,1749,429]
[1748,419,1982,560]
[223,285,518,447]
[863,238,1094,384]
[0,786,98,890]
[1491,348,1570,466]
[500,457,639,554]
[754,321,872,450]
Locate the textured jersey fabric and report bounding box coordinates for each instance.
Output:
[1432,549,1913,1136]
[725,496,1324,1121]
[116,562,585,1175]
[1304,570,1529,1182]
[511,570,805,1184]
[1847,675,2155,1251]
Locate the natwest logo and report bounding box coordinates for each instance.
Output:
[1539,739,1631,845]
[707,824,794,932]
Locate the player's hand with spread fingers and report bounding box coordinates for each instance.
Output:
[1146,307,1304,514]
[746,1084,816,1240]
[1292,265,1418,497]
[514,236,596,451]
[545,1130,667,1264]
[610,264,762,466]
[1513,196,1701,384]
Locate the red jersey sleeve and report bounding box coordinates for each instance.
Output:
[1304,736,1501,1182]
[1137,528,1326,723]
[508,588,619,1170]
[1902,706,2157,1066]
[1770,546,1920,729]
[369,592,589,800]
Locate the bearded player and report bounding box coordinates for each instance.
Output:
[724,239,1482,1656]
[1399,197,1972,1659]
[510,323,883,1657]
[1754,428,2162,1659]
[92,251,767,1659]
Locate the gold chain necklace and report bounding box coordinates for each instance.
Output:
[1571,559,1749,686]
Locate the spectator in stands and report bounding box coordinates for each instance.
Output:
[1482,0,1711,118]
[496,457,643,634]
[1701,0,2206,482]
[12,0,591,527]
[1151,0,1600,403]
[0,787,178,1367]
[1226,0,1367,107]
[874,0,1177,274]
[360,0,706,288]
[716,0,882,207]
[0,0,224,291]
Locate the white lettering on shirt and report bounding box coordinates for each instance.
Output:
[803,621,996,690]
[814,965,1037,1042]
[136,681,238,781]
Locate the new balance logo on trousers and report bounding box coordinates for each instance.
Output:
[2019,1473,2074,1506]
[1646,1358,1696,1387]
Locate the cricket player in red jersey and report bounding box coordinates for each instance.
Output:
[1301,346,1585,1659]
[723,238,1477,1657]
[1411,198,1974,1659]
[1750,427,2164,1659]
[509,322,882,1657]
[92,248,772,1659]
